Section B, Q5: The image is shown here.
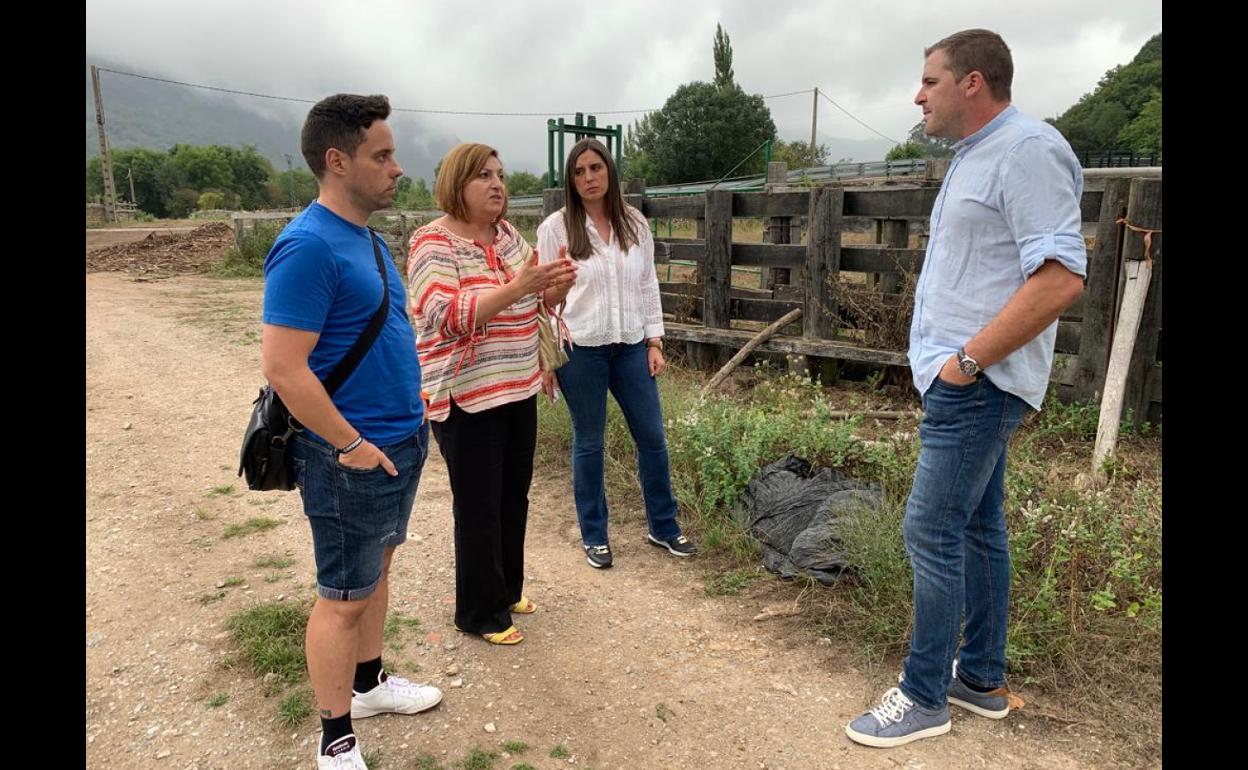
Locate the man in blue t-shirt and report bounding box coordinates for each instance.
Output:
[262,94,440,770]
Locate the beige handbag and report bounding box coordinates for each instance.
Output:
[518,240,571,372]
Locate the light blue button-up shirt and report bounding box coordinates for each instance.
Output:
[908,105,1088,410]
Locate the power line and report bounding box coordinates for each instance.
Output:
[815,87,900,144]
[96,67,816,118]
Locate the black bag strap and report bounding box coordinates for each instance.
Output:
[321,228,391,396]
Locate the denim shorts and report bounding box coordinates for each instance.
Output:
[291,422,429,601]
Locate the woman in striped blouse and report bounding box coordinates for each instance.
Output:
[407,143,576,645]
[536,138,698,571]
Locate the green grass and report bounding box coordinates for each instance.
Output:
[277,688,313,728]
[199,591,226,606]
[412,755,445,770]
[205,693,229,708]
[253,555,294,569]
[194,507,218,521]
[456,747,499,770]
[222,517,282,539]
[501,741,528,754]
[207,484,235,497]
[223,601,309,685]
[535,359,1162,761]
[511,765,535,770]
[222,576,245,588]
[704,567,766,596]
[548,745,570,759]
[383,613,423,641]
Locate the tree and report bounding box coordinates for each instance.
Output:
[771,139,829,170]
[220,145,275,210]
[1117,89,1161,155]
[622,113,661,183]
[885,142,925,161]
[168,144,234,191]
[1052,32,1161,152]
[197,191,226,210]
[505,171,545,196]
[713,23,734,89]
[904,121,955,158]
[625,26,776,184]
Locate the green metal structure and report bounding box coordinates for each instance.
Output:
[547,113,623,187]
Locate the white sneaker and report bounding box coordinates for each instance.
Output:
[351,672,443,719]
[316,734,368,769]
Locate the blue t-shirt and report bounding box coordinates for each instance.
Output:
[263,202,423,446]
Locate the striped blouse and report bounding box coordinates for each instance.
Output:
[407,219,541,422]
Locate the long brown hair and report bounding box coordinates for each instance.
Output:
[562,138,640,260]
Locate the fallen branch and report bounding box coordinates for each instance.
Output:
[702,308,803,394]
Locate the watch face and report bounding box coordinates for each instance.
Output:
[959,358,977,376]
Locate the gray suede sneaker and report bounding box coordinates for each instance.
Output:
[947,660,1011,719]
[845,687,951,748]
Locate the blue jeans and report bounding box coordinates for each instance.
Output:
[291,423,429,601]
[899,375,1031,710]
[554,341,681,546]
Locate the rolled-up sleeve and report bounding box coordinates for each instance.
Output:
[408,234,477,338]
[1000,135,1088,280]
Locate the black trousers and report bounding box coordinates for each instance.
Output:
[430,395,536,635]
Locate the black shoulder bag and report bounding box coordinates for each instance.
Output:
[238,229,391,491]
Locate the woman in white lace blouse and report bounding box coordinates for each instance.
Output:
[536,138,697,570]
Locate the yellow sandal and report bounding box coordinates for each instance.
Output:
[481,625,524,645]
[455,623,524,645]
[510,596,537,614]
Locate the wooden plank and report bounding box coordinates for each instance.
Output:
[699,190,734,369]
[1081,190,1104,224]
[840,246,924,273]
[542,188,564,219]
[1071,177,1130,400]
[876,219,908,295]
[1122,177,1163,429]
[734,191,810,218]
[1056,320,1081,355]
[843,187,938,218]
[804,186,843,339]
[658,282,773,299]
[733,243,806,268]
[1091,255,1153,476]
[663,322,909,366]
[642,196,705,218]
[660,293,803,324]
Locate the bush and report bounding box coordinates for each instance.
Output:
[216,220,281,277]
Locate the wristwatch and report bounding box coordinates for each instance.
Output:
[956,347,981,377]
[646,338,663,350]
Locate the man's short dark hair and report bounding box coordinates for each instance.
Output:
[300,94,392,179]
[926,29,1013,103]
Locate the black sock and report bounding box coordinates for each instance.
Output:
[353,656,386,693]
[320,713,353,754]
[958,674,997,693]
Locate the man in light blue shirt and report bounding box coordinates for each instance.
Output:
[847,29,1086,748]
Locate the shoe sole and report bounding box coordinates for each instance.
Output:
[585,556,613,569]
[646,535,696,557]
[947,695,1009,719]
[844,719,950,748]
[351,689,443,719]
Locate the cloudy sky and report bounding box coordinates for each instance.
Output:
[86,0,1161,181]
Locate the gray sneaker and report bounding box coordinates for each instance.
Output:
[845,687,951,748]
[947,660,1011,719]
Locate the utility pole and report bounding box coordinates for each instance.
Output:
[810,87,818,162]
[91,65,119,223]
[127,166,136,206]
[284,153,296,208]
